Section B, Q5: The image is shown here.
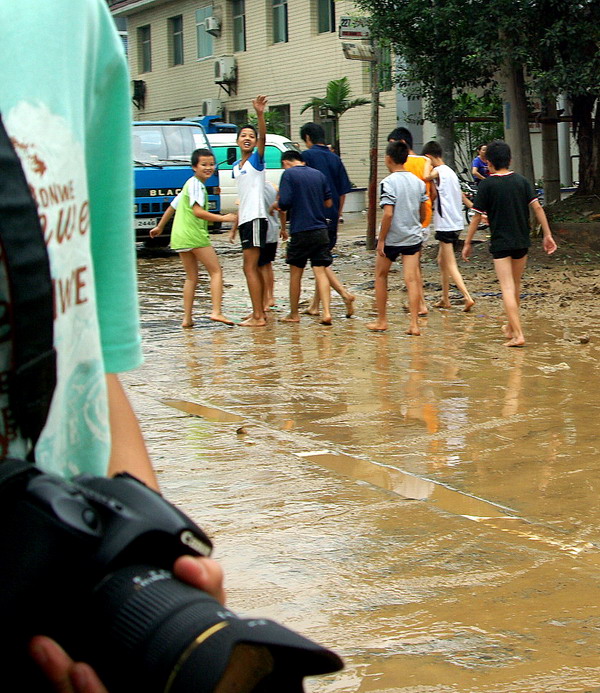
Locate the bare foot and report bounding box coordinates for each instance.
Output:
[238,316,267,327]
[181,320,194,328]
[281,313,301,323]
[367,320,388,332]
[504,337,525,347]
[343,294,356,317]
[303,307,320,316]
[463,298,475,312]
[209,313,235,326]
[435,300,452,309]
[501,324,513,339]
[320,314,332,325]
[406,326,421,336]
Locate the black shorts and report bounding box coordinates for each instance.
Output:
[326,217,338,250]
[286,228,333,269]
[258,242,277,266]
[491,247,528,260]
[384,242,422,262]
[435,230,460,245]
[239,218,268,249]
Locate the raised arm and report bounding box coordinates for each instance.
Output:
[253,95,268,158]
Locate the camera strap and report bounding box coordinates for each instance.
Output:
[0,113,56,451]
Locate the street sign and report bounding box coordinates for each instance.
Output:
[341,42,375,61]
[339,16,371,40]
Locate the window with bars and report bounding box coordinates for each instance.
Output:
[317,0,335,33]
[138,24,152,73]
[169,15,184,66]
[272,0,288,44]
[196,7,214,59]
[232,0,246,52]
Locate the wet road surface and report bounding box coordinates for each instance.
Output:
[125,219,600,692]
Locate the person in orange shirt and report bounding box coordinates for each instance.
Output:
[387,127,432,315]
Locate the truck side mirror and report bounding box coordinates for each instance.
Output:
[227,147,237,165]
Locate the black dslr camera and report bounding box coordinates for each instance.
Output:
[0,459,342,692]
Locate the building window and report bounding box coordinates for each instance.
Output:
[269,104,291,138]
[228,109,248,127]
[196,7,214,59]
[272,0,288,44]
[138,25,152,73]
[169,15,184,66]
[232,0,246,52]
[317,0,335,33]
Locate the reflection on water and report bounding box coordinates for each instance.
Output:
[130,246,600,692]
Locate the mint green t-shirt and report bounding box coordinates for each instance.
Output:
[0,0,142,477]
[170,176,212,250]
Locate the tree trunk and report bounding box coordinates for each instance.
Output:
[434,80,455,168]
[541,94,561,205]
[571,94,600,195]
[499,56,535,184]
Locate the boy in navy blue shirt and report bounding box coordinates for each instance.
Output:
[275,151,334,325]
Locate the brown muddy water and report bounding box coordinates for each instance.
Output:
[125,220,600,693]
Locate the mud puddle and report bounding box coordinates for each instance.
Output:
[127,220,600,692]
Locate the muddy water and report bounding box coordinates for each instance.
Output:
[126,225,600,692]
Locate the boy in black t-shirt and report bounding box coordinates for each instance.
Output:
[462,140,557,347]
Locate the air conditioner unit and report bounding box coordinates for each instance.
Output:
[205,16,221,36]
[202,99,222,116]
[214,56,236,83]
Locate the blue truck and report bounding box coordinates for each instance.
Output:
[133,120,220,246]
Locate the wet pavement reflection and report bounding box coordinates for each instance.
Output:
[125,222,600,692]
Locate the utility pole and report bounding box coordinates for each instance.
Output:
[366,42,381,250]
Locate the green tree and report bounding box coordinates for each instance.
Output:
[300,77,370,155]
[355,0,600,195]
[248,110,287,137]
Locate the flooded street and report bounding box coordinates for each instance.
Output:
[124,217,600,693]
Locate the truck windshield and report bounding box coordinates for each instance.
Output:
[133,123,210,164]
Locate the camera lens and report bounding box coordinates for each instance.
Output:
[88,565,341,693]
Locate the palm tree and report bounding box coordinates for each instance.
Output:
[300,77,370,155]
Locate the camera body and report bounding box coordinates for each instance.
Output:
[0,459,342,692]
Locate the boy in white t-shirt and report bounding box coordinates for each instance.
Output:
[422,140,475,312]
[232,95,269,327]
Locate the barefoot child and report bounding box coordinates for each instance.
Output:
[387,126,432,316]
[150,148,236,328]
[462,140,557,347]
[232,95,269,326]
[367,140,429,335]
[421,140,475,312]
[228,180,284,317]
[275,151,334,325]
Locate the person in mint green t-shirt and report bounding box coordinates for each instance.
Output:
[151,148,237,327]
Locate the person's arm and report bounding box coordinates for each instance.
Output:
[279,210,288,241]
[377,205,394,256]
[105,373,158,490]
[192,204,236,224]
[462,213,481,260]
[338,194,346,218]
[31,555,226,693]
[253,95,268,158]
[472,162,485,181]
[423,167,439,183]
[228,217,238,244]
[419,200,428,224]
[149,202,176,238]
[530,199,557,254]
